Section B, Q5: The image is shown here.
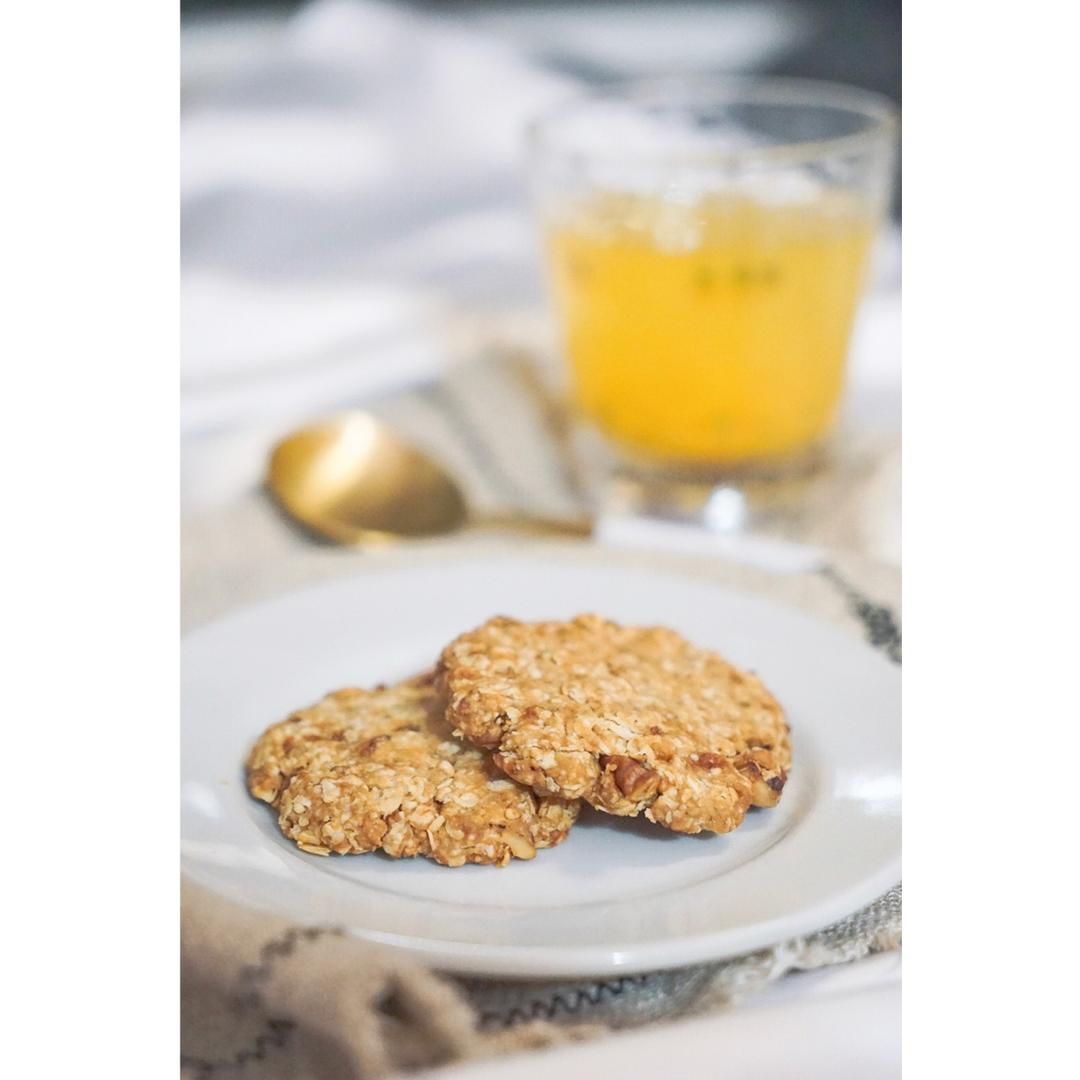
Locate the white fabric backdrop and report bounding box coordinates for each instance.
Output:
[182,0,899,444]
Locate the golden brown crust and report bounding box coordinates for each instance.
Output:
[438,615,790,834]
[245,674,578,867]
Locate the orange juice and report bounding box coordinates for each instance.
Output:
[546,194,875,464]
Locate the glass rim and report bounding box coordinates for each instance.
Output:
[526,76,899,169]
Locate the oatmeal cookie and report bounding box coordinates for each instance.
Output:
[246,674,578,866]
[439,615,790,834]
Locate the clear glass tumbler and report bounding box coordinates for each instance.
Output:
[529,78,897,494]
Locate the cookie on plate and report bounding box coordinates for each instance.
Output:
[438,615,790,835]
[246,673,579,867]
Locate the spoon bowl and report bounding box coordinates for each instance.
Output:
[268,413,470,544]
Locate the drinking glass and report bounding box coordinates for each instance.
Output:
[528,78,897,515]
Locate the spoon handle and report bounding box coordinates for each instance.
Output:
[467,512,593,540]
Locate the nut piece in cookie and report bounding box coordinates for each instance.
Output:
[245,674,579,867]
[438,615,790,835]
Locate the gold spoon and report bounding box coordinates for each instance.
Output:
[267,411,591,545]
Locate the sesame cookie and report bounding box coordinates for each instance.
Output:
[246,674,578,867]
[438,615,790,835]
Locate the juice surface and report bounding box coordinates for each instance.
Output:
[546,194,875,463]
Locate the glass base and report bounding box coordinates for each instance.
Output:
[571,422,838,537]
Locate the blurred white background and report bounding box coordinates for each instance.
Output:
[181,0,900,562]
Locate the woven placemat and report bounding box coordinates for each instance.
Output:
[461,885,901,1031]
[181,531,900,1079]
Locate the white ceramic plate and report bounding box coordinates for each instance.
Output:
[182,554,900,977]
